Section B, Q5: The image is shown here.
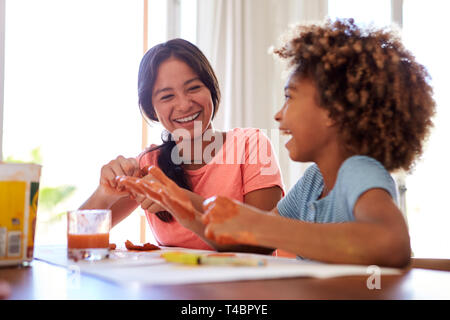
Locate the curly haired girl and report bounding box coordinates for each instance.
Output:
[200,18,436,267]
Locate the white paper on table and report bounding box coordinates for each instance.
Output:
[34,245,402,286]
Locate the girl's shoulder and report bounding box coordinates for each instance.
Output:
[338,155,392,180]
[336,155,396,199]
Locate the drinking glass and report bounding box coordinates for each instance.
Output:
[67,209,111,261]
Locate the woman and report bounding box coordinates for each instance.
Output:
[80,39,284,252]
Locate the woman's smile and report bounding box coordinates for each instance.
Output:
[173,111,202,124]
[152,57,214,138]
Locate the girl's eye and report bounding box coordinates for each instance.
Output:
[284,94,291,101]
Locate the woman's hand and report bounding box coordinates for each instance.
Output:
[99,156,141,198]
[202,196,262,246]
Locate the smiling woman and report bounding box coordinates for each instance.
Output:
[80,38,284,252]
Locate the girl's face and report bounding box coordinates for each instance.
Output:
[274,74,335,162]
[152,57,214,140]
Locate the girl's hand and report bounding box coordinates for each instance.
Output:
[202,196,260,246]
[99,156,140,197]
[134,194,165,213]
[116,166,200,225]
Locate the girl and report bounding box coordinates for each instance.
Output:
[128,19,435,267]
[199,18,436,267]
[80,39,284,252]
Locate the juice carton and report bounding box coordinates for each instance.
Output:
[0,163,41,266]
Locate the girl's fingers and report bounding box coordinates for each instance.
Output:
[146,202,165,213]
[204,225,216,241]
[147,166,176,188]
[118,177,167,207]
[134,194,145,203]
[140,198,154,210]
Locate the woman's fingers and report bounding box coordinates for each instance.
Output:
[100,166,119,188]
[100,156,139,191]
[119,157,139,177]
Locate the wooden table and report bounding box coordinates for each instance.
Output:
[1,258,450,300]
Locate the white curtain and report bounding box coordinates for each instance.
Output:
[196,0,328,189]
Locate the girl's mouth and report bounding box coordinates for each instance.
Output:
[279,129,292,136]
[173,111,201,124]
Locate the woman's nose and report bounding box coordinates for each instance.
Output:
[176,94,193,111]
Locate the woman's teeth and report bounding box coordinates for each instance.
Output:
[174,112,201,123]
[280,129,292,136]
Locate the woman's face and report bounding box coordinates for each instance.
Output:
[274,74,334,162]
[151,57,214,140]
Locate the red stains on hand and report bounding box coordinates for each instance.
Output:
[115,166,197,222]
[202,196,258,246]
[202,196,239,224]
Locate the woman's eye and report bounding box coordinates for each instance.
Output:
[284,94,291,101]
[161,94,173,101]
[189,85,201,91]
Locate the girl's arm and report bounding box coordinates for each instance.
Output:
[118,166,282,253]
[203,188,411,267]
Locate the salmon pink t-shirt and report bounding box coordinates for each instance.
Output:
[138,127,285,250]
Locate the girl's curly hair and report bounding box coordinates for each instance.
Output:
[273,18,435,172]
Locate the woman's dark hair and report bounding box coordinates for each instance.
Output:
[138,38,221,222]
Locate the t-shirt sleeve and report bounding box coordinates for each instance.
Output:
[136,144,159,171]
[338,156,398,213]
[276,177,303,219]
[276,164,318,220]
[240,129,285,196]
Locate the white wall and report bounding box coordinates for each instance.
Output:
[196,0,328,190]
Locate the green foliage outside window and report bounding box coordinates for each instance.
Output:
[3,147,76,222]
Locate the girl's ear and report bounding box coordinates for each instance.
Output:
[324,112,336,128]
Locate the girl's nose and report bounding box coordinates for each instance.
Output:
[274,105,283,122]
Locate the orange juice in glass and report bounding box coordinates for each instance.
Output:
[67,209,111,261]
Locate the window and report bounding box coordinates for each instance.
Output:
[328,0,391,28]
[401,0,450,259]
[2,0,197,246]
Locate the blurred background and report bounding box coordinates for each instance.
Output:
[0,0,448,258]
